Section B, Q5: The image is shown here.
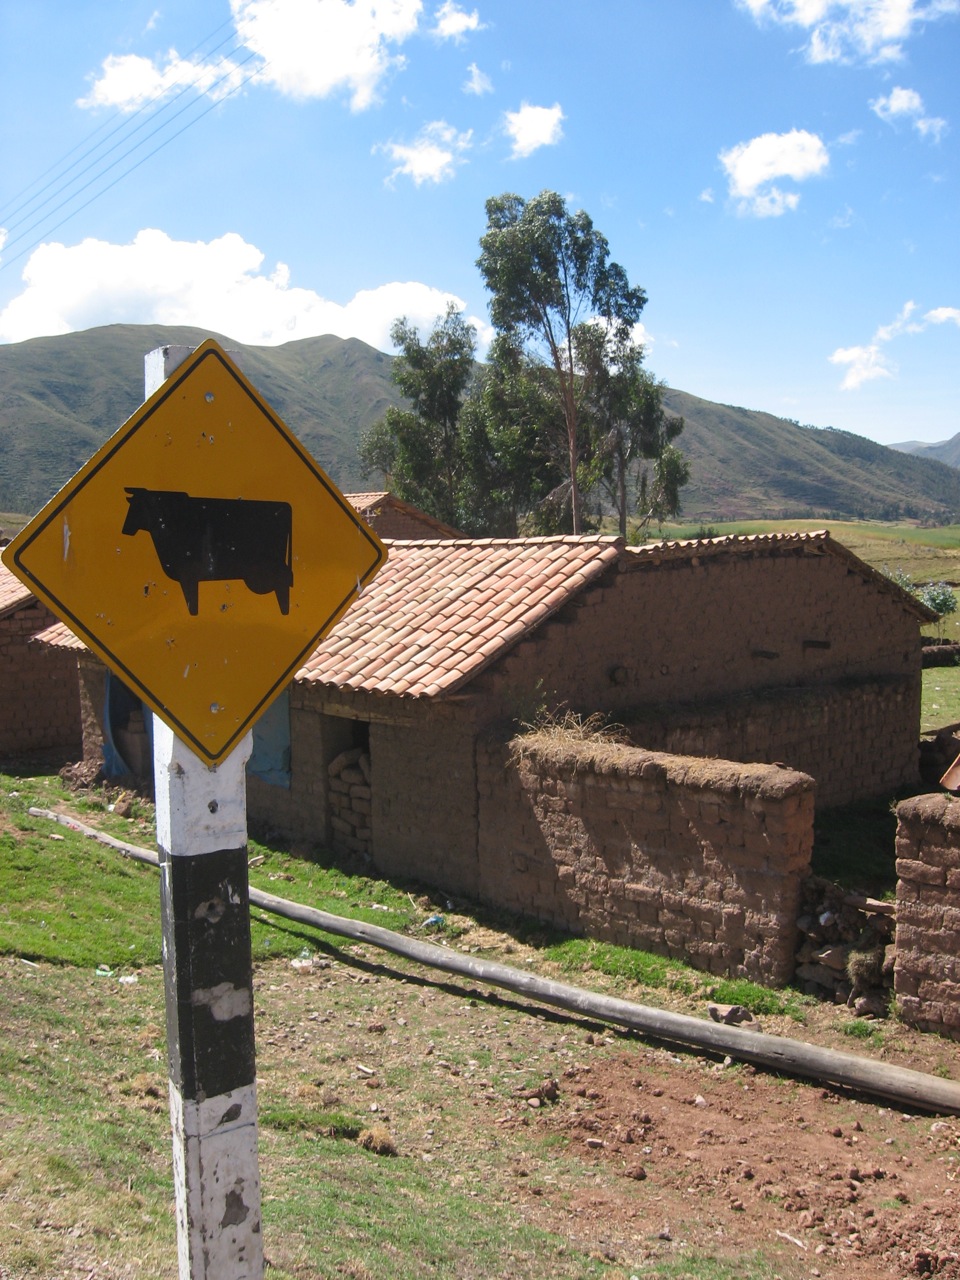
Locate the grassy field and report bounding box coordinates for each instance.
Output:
[2,771,827,1280]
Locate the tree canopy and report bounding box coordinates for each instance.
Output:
[358,303,476,530]
[476,190,650,533]
[361,190,688,540]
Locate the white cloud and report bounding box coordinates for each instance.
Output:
[738,0,960,64]
[828,299,954,389]
[870,85,947,140]
[81,0,424,113]
[719,128,829,216]
[829,203,855,228]
[0,228,483,353]
[377,119,472,185]
[430,1,483,42]
[78,50,248,110]
[927,306,960,326]
[504,102,564,159]
[230,0,422,108]
[829,341,895,389]
[463,61,493,94]
[699,188,715,203]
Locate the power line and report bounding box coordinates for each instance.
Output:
[0,16,241,228]
[0,55,265,276]
[0,14,268,273]
[0,34,249,238]
[1,47,259,256]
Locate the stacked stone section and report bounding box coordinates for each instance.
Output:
[477,736,815,986]
[894,793,960,1040]
[328,746,372,860]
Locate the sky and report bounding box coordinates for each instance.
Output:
[0,0,957,447]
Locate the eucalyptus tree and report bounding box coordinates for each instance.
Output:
[575,324,689,537]
[476,190,648,533]
[358,303,477,529]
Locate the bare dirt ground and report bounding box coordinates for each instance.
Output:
[253,908,960,1280]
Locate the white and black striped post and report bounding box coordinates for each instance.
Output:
[147,348,264,1280]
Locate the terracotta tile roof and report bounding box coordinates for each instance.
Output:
[27,528,935,680]
[0,561,35,618]
[30,620,84,650]
[345,491,391,510]
[344,492,463,540]
[297,536,623,698]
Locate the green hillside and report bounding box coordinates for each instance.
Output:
[3,323,960,526]
[0,324,403,517]
[666,388,960,523]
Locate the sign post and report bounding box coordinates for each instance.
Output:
[2,340,386,1279]
[145,346,261,1279]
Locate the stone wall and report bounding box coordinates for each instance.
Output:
[894,793,960,1040]
[624,677,918,810]
[0,604,81,761]
[328,747,372,861]
[477,735,815,985]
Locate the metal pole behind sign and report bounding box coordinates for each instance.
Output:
[148,347,264,1280]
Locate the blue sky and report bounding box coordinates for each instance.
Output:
[0,0,957,446]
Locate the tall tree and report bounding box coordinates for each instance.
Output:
[358,304,476,529]
[476,190,647,533]
[457,335,565,536]
[575,325,689,537]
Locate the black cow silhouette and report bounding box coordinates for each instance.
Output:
[122,487,293,616]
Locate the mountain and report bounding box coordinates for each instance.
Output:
[3,323,960,525]
[0,324,399,517]
[662,389,960,523]
[889,434,960,470]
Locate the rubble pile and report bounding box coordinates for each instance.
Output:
[794,875,895,1016]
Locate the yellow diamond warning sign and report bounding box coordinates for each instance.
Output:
[2,339,386,763]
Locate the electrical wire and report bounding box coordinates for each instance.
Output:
[0,13,266,275]
[0,54,266,275]
[0,15,241,227]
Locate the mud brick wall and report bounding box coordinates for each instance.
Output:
[477,737,815,985]
[363,507,447,539]
[625,677,918,810]
[370,707,480,897]
[894,793,960,1040]
[482,547,922,808]
[0,605,81,759]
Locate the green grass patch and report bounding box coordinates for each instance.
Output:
[0,771,428,970]
[636,1250,780,1278]
[841,1020,884,1048]
[923,664,960,732]
[708,978,809,1021]
[543,936,699,995]
[260,1105,362,1139]
[543,937,811,1018]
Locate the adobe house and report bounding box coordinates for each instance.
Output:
[33,530,935,984]
[241,530,933,887]
[0,562,81,763]
[346,492,462,540]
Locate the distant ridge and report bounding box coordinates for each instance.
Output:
[2,323,960,525]
[890,434,960,470]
